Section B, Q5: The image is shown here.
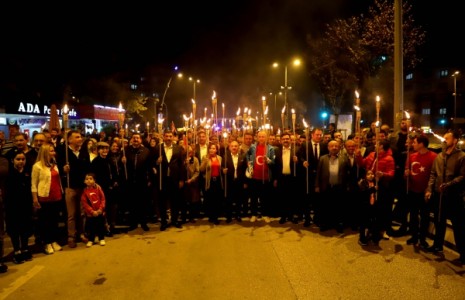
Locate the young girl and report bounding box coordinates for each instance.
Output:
[81,173,106,247]
[5,152,33,263]
[358,170,378,246]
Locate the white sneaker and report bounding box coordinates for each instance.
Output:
[250,216,257,223]
[99,240,106,246]
[86,241,93,248]
[263,216,271,223]
[52,242,62,251]
[45,244,54,255]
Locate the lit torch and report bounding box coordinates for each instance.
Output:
[281,106,286,132]
[291,108,296,176]
[63,104,70,188]
[303,119,309,194]
[405,110,411,194]
[192,99,196,145]
[375,95,381,200]
[354,90,361,148]
[158,116,164,190]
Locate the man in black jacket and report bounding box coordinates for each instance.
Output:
[57,130,92,248]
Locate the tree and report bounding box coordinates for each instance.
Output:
[307,0,426,126]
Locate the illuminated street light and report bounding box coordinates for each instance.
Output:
[452,71,460,119]
[189,77,200,101]
[160,66,180,125]
[273,58,301,129]
[269,91,282,127]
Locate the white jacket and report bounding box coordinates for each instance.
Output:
[31,163,62,197]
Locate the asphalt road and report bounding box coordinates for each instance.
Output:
[1,219,464,300]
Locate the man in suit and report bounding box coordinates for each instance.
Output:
[153,130,186,230]
[315,140,351,232]
[194,130,209,217]
[274,133,299,224]
[222,140,248,222]
[297,127,328,227]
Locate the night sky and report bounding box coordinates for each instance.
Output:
[0,1,462,124]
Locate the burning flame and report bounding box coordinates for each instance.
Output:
[236,108,241,115]
[355,90,359,99]
[282,106,286,114]
[212,91,217,100]
[303,119,308,128]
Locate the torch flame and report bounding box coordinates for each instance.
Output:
[63,104,69,114]
[405,111,411,120]
[303,119,308,128]
[355,90,359,99]
[212,91,217,100]
[236,108,241,115]
[282,106,286,113]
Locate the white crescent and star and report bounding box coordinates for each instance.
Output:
[410,162,425,176]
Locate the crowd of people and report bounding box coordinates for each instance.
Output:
[0,118,464,274]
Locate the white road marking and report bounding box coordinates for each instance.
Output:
[0,265,44,300]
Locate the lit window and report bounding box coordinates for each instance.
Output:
[422,108,430,115]
[130,84,138,90]
[440,70,449,78]
[439,108,447,115]
[405,73,413,80]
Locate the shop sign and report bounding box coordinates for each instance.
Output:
[17,102,77,117]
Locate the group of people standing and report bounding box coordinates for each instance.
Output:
[1,118,465,274]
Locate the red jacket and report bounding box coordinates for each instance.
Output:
[356,150,395,186]
[81,185,106,217]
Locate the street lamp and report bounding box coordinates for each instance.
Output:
[189,77,200,100]
[452,71,460,120]
[269,91,282,127]
[273,58,301,129]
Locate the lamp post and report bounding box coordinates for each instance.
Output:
[160,66,180,115]
[270,91,282,127]
[273,59,301,129]
[189,77,200,101]
[452,71,460,120]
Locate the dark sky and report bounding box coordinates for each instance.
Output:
[0,1,462,122]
